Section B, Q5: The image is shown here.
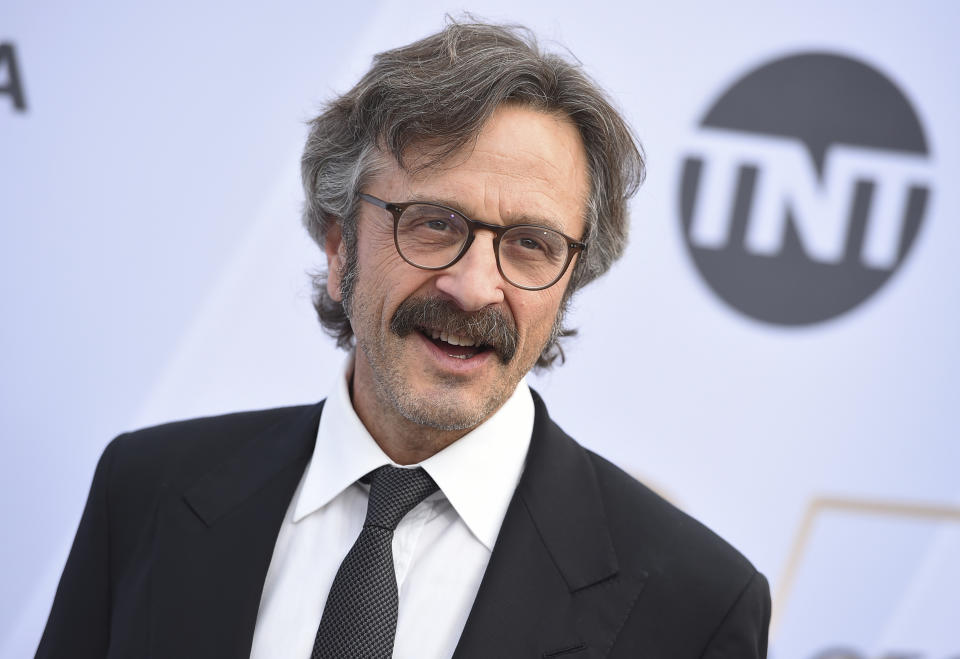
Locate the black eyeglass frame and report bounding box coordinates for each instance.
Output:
[357,193,587,291]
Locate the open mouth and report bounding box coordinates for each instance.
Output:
[418,327,493,360]
[391,296,517,365]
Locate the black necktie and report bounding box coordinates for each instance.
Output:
[311,466,438,659]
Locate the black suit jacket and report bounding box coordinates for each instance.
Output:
[38,392,770,658]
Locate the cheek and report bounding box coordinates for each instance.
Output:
[368,229,398,257]
[512,290,564,344]
[356,224,396,262]
[355,231,437,323]
[355,229,404,291]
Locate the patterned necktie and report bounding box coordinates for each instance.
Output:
[311,466,438,659]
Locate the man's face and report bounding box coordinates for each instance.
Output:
[326,104,589,435]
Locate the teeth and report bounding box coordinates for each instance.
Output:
[426,329,475,347]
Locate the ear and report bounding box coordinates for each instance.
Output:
[324,221,348,302]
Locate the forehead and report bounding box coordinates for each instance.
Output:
[374,105,590,237]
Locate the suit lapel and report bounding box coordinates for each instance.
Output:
[453,392,646,658]
[148,402,323,659]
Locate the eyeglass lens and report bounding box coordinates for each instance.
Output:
[395,204,569,288]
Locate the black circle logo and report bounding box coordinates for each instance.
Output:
[679,52,931,326]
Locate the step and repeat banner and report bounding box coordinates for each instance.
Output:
[2,1,958,657]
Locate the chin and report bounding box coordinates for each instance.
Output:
[389,385,504,432]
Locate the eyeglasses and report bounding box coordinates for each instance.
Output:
[357,193,586,291]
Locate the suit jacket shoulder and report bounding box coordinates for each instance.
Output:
[454,391,770,658]
[110,405,315,486]
[95,406,308,512]
[586,448,771,657]
[37,403,324,659]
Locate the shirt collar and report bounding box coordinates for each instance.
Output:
[293,354,534,551]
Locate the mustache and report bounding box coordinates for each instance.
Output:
[390,297,519,364]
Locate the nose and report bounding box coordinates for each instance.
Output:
[433,231,506,311]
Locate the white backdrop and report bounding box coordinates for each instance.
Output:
[2,2,958,657]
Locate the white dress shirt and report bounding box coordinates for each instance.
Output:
[249,357,534,659]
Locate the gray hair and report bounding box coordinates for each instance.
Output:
[301,19,645,368]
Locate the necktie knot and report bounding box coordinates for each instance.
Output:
[364,466,438,531]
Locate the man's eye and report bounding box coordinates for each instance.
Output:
[516,237,545,251]
[423,219,452,231]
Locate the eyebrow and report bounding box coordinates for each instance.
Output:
[407,195,568,234]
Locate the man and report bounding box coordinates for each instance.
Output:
[38,21,770,659]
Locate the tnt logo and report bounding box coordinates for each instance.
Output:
[679,53,931,326]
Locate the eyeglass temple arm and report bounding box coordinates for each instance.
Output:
[357,193,389,209]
